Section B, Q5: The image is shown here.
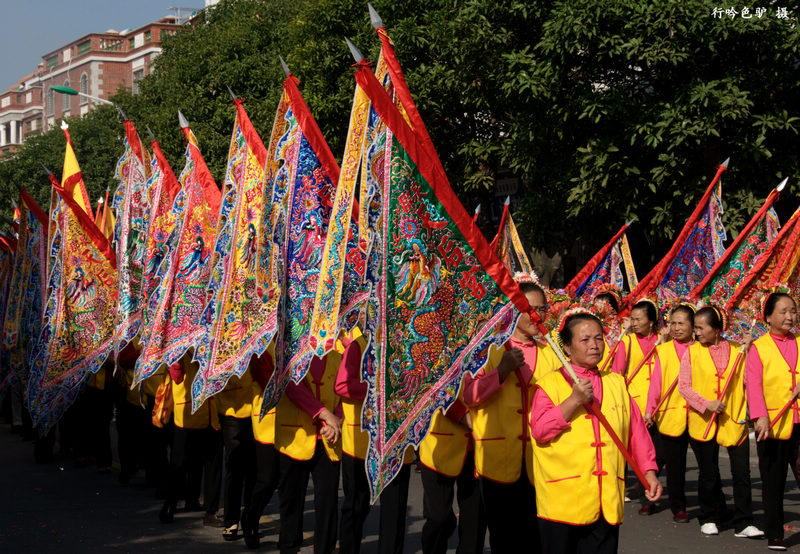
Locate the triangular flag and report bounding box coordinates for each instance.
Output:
[191,97,279,410]
[351,47,534,500]
[566,222,630,299]
[628,161,728,303]
[60,121,92,215]
[27,180,117,433]
[110,119,150,359]
[691,181,784,305]
[133,118,221,387]
[490,198,535,276]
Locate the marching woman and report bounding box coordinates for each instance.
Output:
[612,299,663,515]
[335,327,415,554]
[418,379,486,554]
[244,349,279,549]
[678,306,762,539]
[275,340,344,554]
[644,303,695,523]
[746,291,800,551]
[463,278,557,553]
[531,310,661,553]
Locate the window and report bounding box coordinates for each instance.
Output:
[62,80,70,111]
[46,55,58,69]
[80,74,88,105]
[47,88,54,114]
[77,40,91,56]
[25,92,31,103]
[31,119,37,131]
[129,37,135,50]
[100,38,122,51]
[132,69,144,94]
[26,121,31,131]
[144,30,151,43]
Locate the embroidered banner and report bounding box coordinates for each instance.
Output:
[134,125,221,387]
[111,120,150,359]
[490,199,535,276]
[566,223,629,299]
[0,247,15,396]
[27,185,117,433]
[354,58,526,501]
[191,98,281,411]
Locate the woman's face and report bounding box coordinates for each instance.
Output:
[517,289,547,338]
[563,319,605,368]
[669,311,693,342]
[767,297,798,335]
[693,314,720,346]
[630,307,654,336]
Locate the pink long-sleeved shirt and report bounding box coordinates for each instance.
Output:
[285,355,342,426]
[462,336,539,407]
[745,332,800,422]
[529,363,657,473]
[678,339,731,414]
[645,340,692,416]
[611,333,658,375]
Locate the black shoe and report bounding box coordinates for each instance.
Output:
[203,513,225,528]
[159,502,175,524]
[222,525,238,541]
[243,516,259,549]
[768,539,787,551]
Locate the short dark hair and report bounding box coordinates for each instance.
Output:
[632,300,658,325]
[764,292,796,320]
[520,282,545,296]
[559,312,603,346]
[695,306,724,331]
[595,292,620,313]
[671,304,695,326]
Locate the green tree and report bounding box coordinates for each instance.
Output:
[2,0,798,280]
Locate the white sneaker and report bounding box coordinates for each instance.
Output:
[734,525,764,538]
[624,495,631,503]
[700,522,719,535]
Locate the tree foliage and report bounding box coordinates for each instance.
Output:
[1,0,798,277]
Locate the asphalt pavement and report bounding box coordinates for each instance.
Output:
[1,422,799,552]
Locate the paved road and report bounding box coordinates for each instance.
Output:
[1,423,799,552]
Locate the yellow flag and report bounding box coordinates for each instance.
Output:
[60,121,92,215]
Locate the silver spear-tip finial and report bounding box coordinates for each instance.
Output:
[368,3,383,29]
[178,110,189,129]
[345,37,364,63]
[279,55,291,77]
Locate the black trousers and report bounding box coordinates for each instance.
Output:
[166,426,222,514]
[115,396,149,481]
[723,436,754,532]
[378,463,411,554]
[757,423,800,540]
[221,415,256,527]
[660,431,689,514]
[247,441,279,529]
[689,438,723,524]
[420,452,485,554]
[539,517,619,554]
[479,472,537,554]
[278,444,340,554]
[339,453,371,554]
[79,386,113,467]
[144,396,172,496]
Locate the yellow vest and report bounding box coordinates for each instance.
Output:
[652,341,689,437]
[624,334,657,417]
[339,331,369,459]
[419,388,472,477]
[123,367,142,406]
[471,343,556,484]
[88,366,107,390]
[171,355,219,430]
[143,366,167,399]
[251,382,277,445]
[754,333,800,440]
[217,370,254,419]
[276,345,344,462]
[598,337,613,371]
[686,341,747,446]
[533,370,630,525]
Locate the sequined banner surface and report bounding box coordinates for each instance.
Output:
[111,121,149,358]
[191,99,280,411]
[575,243,624,299]
[657,183,726,300]
[134,128,221,386]
[261,76,358,412]
[27,193,117,433]
[355,63,520,500]
[0,248,14,396]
